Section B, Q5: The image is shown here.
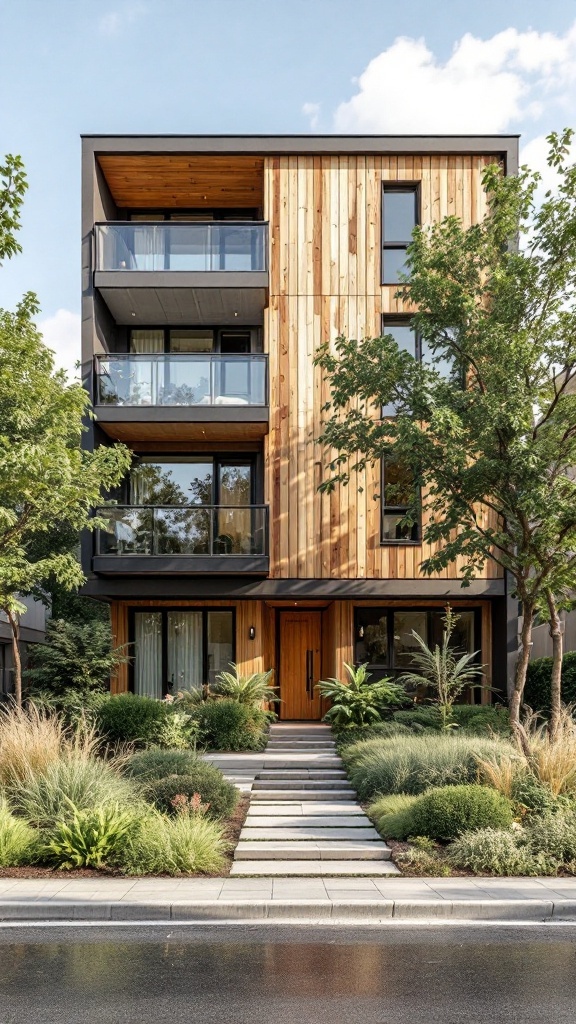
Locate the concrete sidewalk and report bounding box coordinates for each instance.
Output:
[2,876,576,923]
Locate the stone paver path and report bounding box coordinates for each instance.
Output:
[229,722,399,876]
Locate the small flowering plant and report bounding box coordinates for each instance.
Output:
[170,792,210,817]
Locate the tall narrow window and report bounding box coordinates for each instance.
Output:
[381,458,420,542]
[382,185,419,284]
[381,317,417,417]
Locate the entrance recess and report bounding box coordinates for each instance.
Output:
[278,611,322,720]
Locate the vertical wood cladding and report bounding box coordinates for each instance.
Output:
[264,153,503,581]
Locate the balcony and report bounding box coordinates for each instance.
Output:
[93,222,269,325]
[94,353,269,443]
[92,504,269,576]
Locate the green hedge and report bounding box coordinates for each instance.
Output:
[524,652,576,713]
[95,694,193,748]
[196,699,269,751]
[408,784,514,842]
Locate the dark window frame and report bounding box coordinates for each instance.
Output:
[380,456,421,545]
[126,452,263,506]
[353,606,481,680]
[125,208,261,222]
[381,183,420,286]
[127,325,262,354]
[128,605,236,696]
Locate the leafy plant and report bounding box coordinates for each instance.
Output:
[525,652,576,713]
[95,693,194,748]
[342,733,512,799]
[0,798,38,867]
[113,808,227,875]
[10,756,138,828]
[397,608,484,729]
[407,784,514,842]
[30,688,111,729]
[447,828,551,876]
[44,799,134,870]
[196,699,270,751]
[526,812,576,864]
[368,793,419,840]
[317,663,407,728]
[24,619,126,695]
[147,766,238,819]
[209,665,279,707]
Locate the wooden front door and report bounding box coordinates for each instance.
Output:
[279,611,322,720]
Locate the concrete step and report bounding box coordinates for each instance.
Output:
[230,860,400,876]
[261,757,343,767]
[266,742,336,750]
[250,790,356,801]
[246,802,366,816]
[252,780,353,791]
[256,770,346,780]
[239,827,381,841]
[234,842,391,861]
[245,816,374,828]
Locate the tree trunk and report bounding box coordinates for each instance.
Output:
[509,602,534,758]
[6,610,22,707]
[546,590,563,742]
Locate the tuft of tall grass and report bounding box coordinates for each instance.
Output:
[342,733,513,800]
[9,756,139,828]
[368,793,419,840]
[113,808,228,875]
[0,702,101,788]
[474,753,524,799]
[0,798,39,867]
[523,707,576,796]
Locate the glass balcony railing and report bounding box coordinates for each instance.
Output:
[95,222,268,273]
[95,353,267,408]
[95,505,269,558]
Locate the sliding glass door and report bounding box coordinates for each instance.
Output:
[132,608,234,696]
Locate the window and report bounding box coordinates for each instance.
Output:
[381,458,420,542]
[354,607,478,682]
[382,185,419,284]
[131,608,235,697]
[129,327,259,354]
[381,316,457,416]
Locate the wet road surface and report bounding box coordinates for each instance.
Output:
[1,923,575,1023]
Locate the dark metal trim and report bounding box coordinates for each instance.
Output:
[94,271,269,290]
[92,555,270,575]
[95,406,269,423]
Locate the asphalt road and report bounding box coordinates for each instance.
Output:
[1,923,575,1024]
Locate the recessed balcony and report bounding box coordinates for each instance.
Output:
[94,353,269,443]
[93,222,268,325]
[92,504,269,575]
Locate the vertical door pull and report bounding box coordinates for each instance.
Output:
[306,649,313,697]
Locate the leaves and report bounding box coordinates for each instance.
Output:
[317,662,407,728]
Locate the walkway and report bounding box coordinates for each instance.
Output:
[228,721,398,876]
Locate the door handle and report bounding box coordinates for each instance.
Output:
[306,649,313,698]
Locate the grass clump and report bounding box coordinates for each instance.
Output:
[335,722,411,749]
[0,798,39,867]
[147,765,238,819]
[368,794,419,840]
[113,808,228,875]
[0,702,100,786]
[10,757,138,828]
[343,733,511,800]
[407,785,514,842]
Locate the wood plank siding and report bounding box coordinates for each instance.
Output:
[263,153,503,582]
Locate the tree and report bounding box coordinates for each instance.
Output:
[0,156,131,703]
[315,130,576,752]
[24,618,126,695]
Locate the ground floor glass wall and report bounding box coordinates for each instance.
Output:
[132,609,234,698]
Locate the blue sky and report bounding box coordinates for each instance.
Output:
[1,0,576,373]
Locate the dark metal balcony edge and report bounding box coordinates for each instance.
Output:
[82,575,504,599]
[94,406,269,423]
[94,271,269,290]
[92,556,269,575]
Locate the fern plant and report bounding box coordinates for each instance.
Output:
[210,664,279,707]
[44,798,135,870]
[397,606,484,730]
[317,663,406,728]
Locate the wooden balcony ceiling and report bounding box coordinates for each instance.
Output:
[97,155,264,208]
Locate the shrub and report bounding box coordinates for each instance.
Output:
[124,748,201,784]
[0,799,38,867]
[449,705,511,736]
[113,808,227,875]
[44,800,135,870]
[318,663,407,729]
[336,722,411,749]
[392,708,443,732]
[95,694,194,748]
[10,756,138,828]
[368,793,419,840]
[525,651,576,713]
[30,689,111,729]
[447,828,537,875]
[147,766,238,820]
[407,785,514,842]
[343,733,512,799]
[196,699,269,751]
[511,773,560,815]
[526,812,576,863]
[209,665,279,707]
[24,619,126,695]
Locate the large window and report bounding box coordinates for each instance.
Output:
[381,316,456,417]
[129,327,259,354]
[381,458,420,542]
[354,607,478,684]
[131,608,235,697]
[382,185,419,284]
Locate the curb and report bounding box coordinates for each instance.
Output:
[0,899,575,923]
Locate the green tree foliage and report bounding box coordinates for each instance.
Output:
[0,154,131,702]
[24,619,126,695]
[315,130,576,750]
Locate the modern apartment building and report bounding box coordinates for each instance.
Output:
[81,134,519,716]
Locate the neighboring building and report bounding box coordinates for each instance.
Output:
[0,598,47,697]
[81,134,519,715]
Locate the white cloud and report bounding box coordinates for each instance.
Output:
[37,309,81,382]
[99,2,146,36]
[326,24,576,134]
[302,102,321,130]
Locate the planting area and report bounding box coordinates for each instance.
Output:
[337,706,576,876]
